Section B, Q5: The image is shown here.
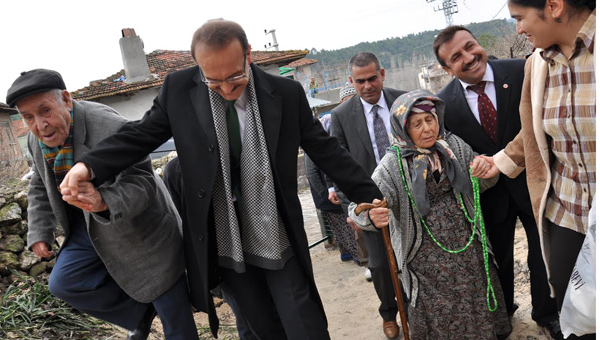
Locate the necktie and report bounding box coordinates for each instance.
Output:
[227,100,242,163]
[467,81,497,143]
[372,104,390,161]
[227,100,242,200]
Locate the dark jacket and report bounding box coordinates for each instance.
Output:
[329,87,406,213]
[437,59,533,222]
[78,64,382,336]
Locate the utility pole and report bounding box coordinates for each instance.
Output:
[264,29,280,51]
[426,0,459,26]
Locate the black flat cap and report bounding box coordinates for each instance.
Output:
[6,69,66,107]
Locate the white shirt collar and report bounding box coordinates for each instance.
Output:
[233,87,248,109]
[360,91,387,114]
[458,63,495,90]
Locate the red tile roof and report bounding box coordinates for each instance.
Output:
[283,58,318,68]
[71,49,309,101]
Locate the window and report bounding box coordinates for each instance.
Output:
[2,121,16,145]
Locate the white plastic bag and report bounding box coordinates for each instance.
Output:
[560,198,596,337]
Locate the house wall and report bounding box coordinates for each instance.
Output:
[296,64,316,86]
[10,115,29,139]
[8,114,30,161]
[0,112,28,181]
[314,88,340,104]
[95,87,161,121]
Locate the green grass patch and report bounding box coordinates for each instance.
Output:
[0,273,115,339]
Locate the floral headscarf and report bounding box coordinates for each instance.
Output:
[389,89,471,216]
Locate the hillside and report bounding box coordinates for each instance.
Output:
[307,19,516,68]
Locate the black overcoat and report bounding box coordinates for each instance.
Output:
[79,63,382,336]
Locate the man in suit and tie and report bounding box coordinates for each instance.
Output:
[60,19,383,340]
[162,156,256,340]
[329,52,406,339]
[434,26,561,339]
[6,69,198,340]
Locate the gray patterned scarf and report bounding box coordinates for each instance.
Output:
[389,89,471,217]
[208,67,291,273]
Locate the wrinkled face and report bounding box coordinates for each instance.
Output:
[438,30,488,84]
[509,3,555,49]
[194,39,251,101]
[349,62,385,105]
[407,112,439,149]
[17,90,72,148]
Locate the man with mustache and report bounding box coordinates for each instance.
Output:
[328,52,406,339]
[434,26,561,339]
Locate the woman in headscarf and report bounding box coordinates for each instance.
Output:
[349,89,512,339]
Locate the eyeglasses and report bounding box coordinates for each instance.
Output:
[200,55,248,88]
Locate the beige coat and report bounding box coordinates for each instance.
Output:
[493,49,590,297]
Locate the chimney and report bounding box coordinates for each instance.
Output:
[119,28,152,83]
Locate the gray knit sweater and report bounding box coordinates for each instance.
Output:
[349,133,498,307]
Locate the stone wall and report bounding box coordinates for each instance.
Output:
[0,180,57,295]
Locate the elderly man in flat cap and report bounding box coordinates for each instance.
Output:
[6,69,198,340]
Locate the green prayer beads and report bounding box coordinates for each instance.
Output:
[392,146,498,312]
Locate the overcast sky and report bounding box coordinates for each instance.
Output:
[0,0,512,100]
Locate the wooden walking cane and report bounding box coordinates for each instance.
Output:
[355,198,410,340]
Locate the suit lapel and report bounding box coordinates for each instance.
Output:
[451,78,496,151]
[383,88,397,109]
[251,64,281,165]
[489,61,511,148]
[450,80,478,129]
[190,68,218,147]
[349,96,375,162]
[72,101,90,160]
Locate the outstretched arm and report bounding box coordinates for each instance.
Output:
[493,129,526,178]
[60,162,91,197]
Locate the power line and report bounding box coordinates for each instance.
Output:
[491,2,507,20]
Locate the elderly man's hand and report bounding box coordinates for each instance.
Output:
[472,155,500,179]
[59,162,91,197]
[61,181,108,212]
[368,198,389,228]
[31,241,54,258]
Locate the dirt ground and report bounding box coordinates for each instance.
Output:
[120,188,554,340]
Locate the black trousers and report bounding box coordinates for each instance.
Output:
[548,222,596,340]
[362,229,399,322]
[485,199,557,324]
[219,255,330,340]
